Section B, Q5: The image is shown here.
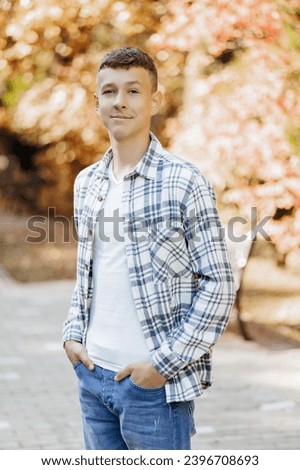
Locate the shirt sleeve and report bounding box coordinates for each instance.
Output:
[151,174,236,379]
[62,175,84,345]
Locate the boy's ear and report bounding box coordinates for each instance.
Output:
[151,90,162,116]
[94,93,100,114]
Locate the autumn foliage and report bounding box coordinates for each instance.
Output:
[0,0,299,257]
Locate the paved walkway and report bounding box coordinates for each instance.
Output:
[0,277,299,450]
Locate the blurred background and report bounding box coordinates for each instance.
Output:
[0,0,299,341]
[0,0,300,450]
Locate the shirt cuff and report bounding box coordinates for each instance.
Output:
[151,342,187,379]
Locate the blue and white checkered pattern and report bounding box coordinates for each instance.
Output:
[63,133,236,403]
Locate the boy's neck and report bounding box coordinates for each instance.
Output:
[109,132,150,180]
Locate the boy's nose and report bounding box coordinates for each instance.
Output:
[114,92,127,109]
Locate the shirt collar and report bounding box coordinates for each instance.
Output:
[96,132,163,180]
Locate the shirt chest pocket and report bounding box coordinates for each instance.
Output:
[148,224,192,283]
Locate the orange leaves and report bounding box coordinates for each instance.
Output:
[165,2,300,254]
[155,0,282,54]
[0,0,299,255]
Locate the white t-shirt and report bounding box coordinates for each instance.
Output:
[86,162,151,372]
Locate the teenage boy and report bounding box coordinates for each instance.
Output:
[63,47,236,450]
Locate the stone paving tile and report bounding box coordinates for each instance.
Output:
[0,278,299,450]
[192,334,300,450]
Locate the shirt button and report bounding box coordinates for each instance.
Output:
[97,195,103,201]
[88,229,93,236]
[84,294,88,300]
[84,264,89,271]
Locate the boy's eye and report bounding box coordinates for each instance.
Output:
[129,89,139,94]
[102,89,114,94]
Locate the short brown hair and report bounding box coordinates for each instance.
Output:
[98,47,158,91]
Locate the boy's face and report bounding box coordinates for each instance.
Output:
[95,67,161,142]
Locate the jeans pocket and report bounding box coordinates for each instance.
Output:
[129,377,165,393]
[73,360,82,370]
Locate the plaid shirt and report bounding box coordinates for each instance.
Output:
[63,133,236,403]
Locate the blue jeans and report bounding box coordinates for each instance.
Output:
[74,362,196,450]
